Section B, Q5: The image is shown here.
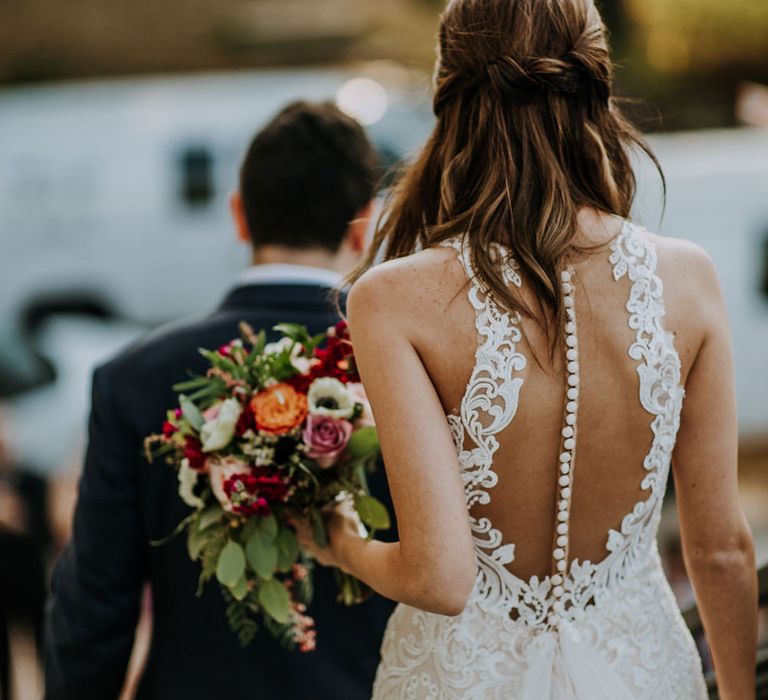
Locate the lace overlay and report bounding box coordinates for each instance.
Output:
[371,223,707,699]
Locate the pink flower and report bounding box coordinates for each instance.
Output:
[303,415,353,469]
[203,405,220,422]
[208,456,251,510]
[348,383,374,428]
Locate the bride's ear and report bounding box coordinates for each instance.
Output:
[229,190,252,245]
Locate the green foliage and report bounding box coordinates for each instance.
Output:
[198,527,228,595]
[245,528,278,580]
[296,559,314,604]
[187,522,206,560]
[172,376,210,392]
[216,540,246,588]
[260,514,278,540]
[355,494,391,533]
[179,395,204,430]
[272,323,326,354]
[198,504,223,531]
[231,574,249,602]
[346,427,379,461]
[311,511,328,548]
[258,578,292,624]
[275,528,300,572]
[224,593,259,647]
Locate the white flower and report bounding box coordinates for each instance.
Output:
[264,337,313,374]
[178,459,204,509]
[200,398,242,452]
[264,337,293,355]
[307,377,355,419]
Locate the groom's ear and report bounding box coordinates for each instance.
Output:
[229,190,252,245]
[346,200,375,254]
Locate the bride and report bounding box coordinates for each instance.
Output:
[295,0,758,697]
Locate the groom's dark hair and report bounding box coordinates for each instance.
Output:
[239,100,378,252]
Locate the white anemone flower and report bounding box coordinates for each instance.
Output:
[200,398,242,452]
[178,459,204,509]
[307,377,355,420]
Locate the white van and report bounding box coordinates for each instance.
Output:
[0,66,433,393]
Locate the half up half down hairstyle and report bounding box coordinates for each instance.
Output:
[348,0,663,357]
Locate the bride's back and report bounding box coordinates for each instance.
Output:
[350,0,752,696]
[401,212,701,583]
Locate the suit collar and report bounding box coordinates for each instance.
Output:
[236,263,343,289]
[218,282,341,313]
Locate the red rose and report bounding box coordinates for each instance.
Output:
[183,437,207,472]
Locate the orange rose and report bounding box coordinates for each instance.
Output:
[251,383,307,435]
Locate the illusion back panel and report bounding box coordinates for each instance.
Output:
[461,246,658,582]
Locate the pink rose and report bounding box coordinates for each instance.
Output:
[348,383,374,428]
[303,415,353,469]
[208,456,251,510]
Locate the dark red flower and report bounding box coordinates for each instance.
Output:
[235,400,255,436]
[312,323,360,383]
[222,467,291,516]
[183,437,207,471]
[162,420,178,438]
[284,372,314,393]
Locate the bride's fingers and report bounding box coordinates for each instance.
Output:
[286,516,315,548]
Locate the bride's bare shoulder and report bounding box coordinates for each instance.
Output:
[644,230,720,299]
[643,230,726,369]
[347,246,466,327]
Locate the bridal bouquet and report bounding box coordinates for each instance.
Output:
[145,320,389,651]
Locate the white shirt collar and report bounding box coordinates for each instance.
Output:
[236,263,343,289]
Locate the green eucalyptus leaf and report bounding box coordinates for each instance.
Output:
[355,495,391,531]
[276,528,300,572]
[216,540,246,588]
[345,427,379,461]
[245,530,278,580]
[311,511,328,549]
[180,395,204,431]
[198,505,224,531]
[258,578,292,624]
[231,574,249,602]
[260,514,278,540]
[187,524,206,560]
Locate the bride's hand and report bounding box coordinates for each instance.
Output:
[291,499,365,570]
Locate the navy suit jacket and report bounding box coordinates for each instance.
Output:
[44,282,396,699]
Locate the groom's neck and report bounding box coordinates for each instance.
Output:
[251,244,338,272]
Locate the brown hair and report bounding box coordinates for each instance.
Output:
[347,0,662,354]
[240,101,377,252]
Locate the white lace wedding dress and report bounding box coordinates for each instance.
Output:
[372,222,708,699]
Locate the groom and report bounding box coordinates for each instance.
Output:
[44,101,395,699]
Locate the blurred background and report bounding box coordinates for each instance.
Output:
[0,1,766,698]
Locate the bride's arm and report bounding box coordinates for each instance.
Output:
[671,246,757,700]
[296,262,476,616]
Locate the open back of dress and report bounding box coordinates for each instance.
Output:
[372,221,708,700]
